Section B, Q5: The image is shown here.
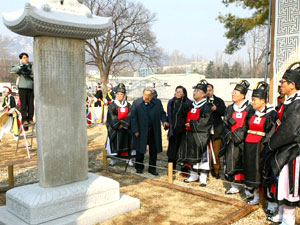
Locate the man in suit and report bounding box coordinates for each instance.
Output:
[131,87,168,175]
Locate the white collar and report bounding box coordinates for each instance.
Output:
[284,90,300,105]
[193,98,206,108]
[255,104,275,117]
[233,99,248,112]
[114,99,127,108]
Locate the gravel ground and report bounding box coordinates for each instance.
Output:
[0,124,299,224]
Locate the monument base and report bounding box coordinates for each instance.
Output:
[0,194,140,225]
[0,173,140,225]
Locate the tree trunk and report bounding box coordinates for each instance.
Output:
[98,63,109,97]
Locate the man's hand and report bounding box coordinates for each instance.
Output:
[135,132,140,137]
[163,122,169,128]
[211,104,217,111]
[119,124,123,129]
[185,123,190,128]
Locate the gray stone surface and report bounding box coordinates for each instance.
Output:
[34,36,88,187]
[0,194,140,225]
[2,0,112,39]
[5,173,120,225]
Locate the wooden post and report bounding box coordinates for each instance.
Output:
[168,162,173,184]
[103,149,108,167]
[8,165,14,187]
[259,188,265,208]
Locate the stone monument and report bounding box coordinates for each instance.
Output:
[0,1,140,224]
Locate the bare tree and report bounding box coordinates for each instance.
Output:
[84,0,161,91]
[247,26,267,78]
[0,35,18,83]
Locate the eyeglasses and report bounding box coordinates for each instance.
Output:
[279,80,288,84]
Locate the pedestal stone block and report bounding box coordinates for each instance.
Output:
[0,194,140,225]
[5,173,120,225]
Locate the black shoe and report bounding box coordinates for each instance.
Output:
[215,174,221,179]
[148,170,159,176]
[200,183,207,187]
[211,169,216,178]
[136,169,143,174]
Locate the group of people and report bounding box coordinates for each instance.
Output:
[86,82,116,125]
[0,52,34,140]
[105,64,300,225]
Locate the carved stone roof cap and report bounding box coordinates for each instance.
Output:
[2,0,112,40]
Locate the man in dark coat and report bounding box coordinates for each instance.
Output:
[206,83,226,179]
[131,87,168,175]
[264,63,300,224]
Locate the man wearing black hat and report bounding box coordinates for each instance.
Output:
[243,82,278,207]
[222,80,254,194]
[105,83,132,166]
[178,80,213,186]
[264,63,300,224]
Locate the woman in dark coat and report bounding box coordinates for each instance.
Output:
[243,82,278,206]
[105,84,131,166]
[167,86,192,172]
[223,80,254,194]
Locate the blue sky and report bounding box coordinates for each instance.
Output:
[0,0,252,61]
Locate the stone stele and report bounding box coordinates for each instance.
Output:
[0,1,140,225]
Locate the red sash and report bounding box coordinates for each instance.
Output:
[186,108,200,130]
[231,111,247,132]
[275,104,284,131]
[277,104,284,121]
[118,107,129,120]
[245,116,266,143]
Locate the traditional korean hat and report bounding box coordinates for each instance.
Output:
[193,79,208,93]
[252,81,268,100]
[2,86,12,93]
[116,83,126,94]
[282,62,300,89]
[234,80,250,95]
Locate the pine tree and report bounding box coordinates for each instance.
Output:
[230,61,242,78]
[205,61,215,78]
[218,0,269,54]
[221,62,230,78]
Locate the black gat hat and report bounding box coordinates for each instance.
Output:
[193,79,208,93]
[234,80,250,95]
[252,81,268,100]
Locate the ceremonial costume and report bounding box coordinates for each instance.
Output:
[265,64,300,225]
[178,80,213,186]
[0,87,20,140]
[222,80,254,194]
[244,82,278,205]
[105,84,132,165]
[106,83,115,104]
